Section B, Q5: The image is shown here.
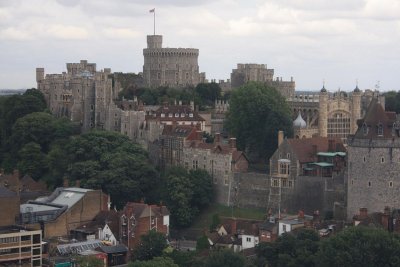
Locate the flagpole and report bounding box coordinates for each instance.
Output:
[153,9,156,35]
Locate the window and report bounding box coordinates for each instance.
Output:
[363,156,366,163]
[279,162,290,175]
[272,179,279,187]
[246,237,251,242]
[288,180,293,188]
[283,224,287,233]
[368,181,371,187]
[157,72,161,79]
[351,179,354,185]
[287,153,291,159]
[381,157,385,163]
[282,179,287,187]
[377,123,384,136]
[224,178,228,186]
[389,181,393,188]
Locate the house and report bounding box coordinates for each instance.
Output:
[258,221,278,242]
[278,211,313,236]
[120,202,170,252]
[71,210,120,246]
[207,218,261,251]
[95,245,128,266]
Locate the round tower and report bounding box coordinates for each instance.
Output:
[318,86,328,137]
[351,86,361,134]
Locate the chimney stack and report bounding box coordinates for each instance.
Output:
[278,131,284,146]
[298,210,305,220]
[63,177,69,188]
[229,138,237,149]
[359,207,368,219]
[215,133,221,144]
[75,180,81,188]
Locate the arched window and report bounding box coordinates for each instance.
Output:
[362,122,368,136]
[377,123,383,136]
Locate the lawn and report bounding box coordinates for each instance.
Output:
[191,203,266,230]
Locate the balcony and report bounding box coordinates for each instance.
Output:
[0,252,32,261]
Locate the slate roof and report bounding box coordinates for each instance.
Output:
[353,99,397,139]
[162,125,198,139]
[0,187,17,197]
[96,244,128,254]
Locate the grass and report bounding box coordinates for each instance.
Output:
[191,203,266,230]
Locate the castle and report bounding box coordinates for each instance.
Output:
[288,86,385,141]
[143,35,206,88]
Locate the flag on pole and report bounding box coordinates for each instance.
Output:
[149,8,155,13]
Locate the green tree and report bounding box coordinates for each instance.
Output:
[225,82,293,161]
[196,235,210,251]
[129,257,178,267]
[316,227,400,267]
[204,249,246,267]
[74,255,104,267]
[255,229,319,267]
[209,213,220,232]
[17,142,47,180]
[384,91,400,113]
[134,230,168,261]
[62,131,160,208]
[195,83,222,107]
[162,167,213,228]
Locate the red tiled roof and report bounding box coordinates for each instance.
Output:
[287,137,345,163]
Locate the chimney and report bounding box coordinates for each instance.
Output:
[231,219,237,235]
[278,131,284,146]
[382,207,391,231]
[328,139,335,152]
[229,138,237,149]
[298,210,305,220]
[214,133,221,144]
[63,177,69,188]
[75,180,81,188]
[179,100,182,106]
[190,101,194,111]
[359,208,368,219]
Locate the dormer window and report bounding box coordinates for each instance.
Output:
[362,123,368,136]
[377,123,383,136]
[175,113,179,117]
[121,215,127,226]
[130,215,136,227]
[181,113,185,117]
[161,113,165,118]
[168,113,173,118]
[189,113,193,118]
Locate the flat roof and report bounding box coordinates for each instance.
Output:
[20,203,60,213]
[317,152,346,157]
[310,162,334,168]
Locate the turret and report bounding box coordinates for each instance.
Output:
[318,86,328,137]
[147,35,163,49]
[36,68,44,83]
[351,86,362,134]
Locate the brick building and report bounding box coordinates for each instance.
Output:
[120,202,170,253]
[0,187,20,227]
[20,187,108,238]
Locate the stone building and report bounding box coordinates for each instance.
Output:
[289,87,384,141]
[347,99,400,220]
[182,133,249,205]
[36,60,116,132]
[267,131,346,215]
[230,63,295,98]
[143,35,205,88]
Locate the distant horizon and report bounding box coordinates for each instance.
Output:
[1,0,399,91]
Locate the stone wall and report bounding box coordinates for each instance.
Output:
[347,138,400,220]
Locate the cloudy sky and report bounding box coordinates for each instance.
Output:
[1,0,399,91]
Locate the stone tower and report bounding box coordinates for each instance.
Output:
[318,86,328,137]
[347,99,400,220]
[351,86,362,134]
[143,35,202,88]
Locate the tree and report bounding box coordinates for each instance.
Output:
[196,235,210,251]
[129,257,178,267]
[162,167,213,228]
[204,249,246,267]
[255,229,320,267]
[225,82,293,161]
[316,227,400,267]
[17,142,47,180]
[195,83,222,107]
[384,91,400,114]
[62,131,160,208]
[134,230,168,261]
[209,213,220,232]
